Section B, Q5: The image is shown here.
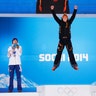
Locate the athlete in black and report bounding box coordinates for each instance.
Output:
[51,5,78,71]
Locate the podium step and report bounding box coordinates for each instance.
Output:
[37,85,92,96]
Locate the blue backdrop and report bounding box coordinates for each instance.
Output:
[0,15,96,87]
[0,0,96,13]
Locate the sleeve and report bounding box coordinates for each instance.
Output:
[51,10,61,25]
[69,9,77,24]
[7,47,12,58]
[15,46,22,56]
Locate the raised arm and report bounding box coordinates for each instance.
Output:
[51,5,61,25]
[69,5,77,24]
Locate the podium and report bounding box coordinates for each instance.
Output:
[37,85,91,96]
[0,85,96,96]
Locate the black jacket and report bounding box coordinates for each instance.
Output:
[51,9,77,39]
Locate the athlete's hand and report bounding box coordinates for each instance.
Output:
[74,5,78,9]
[50,5,54,10]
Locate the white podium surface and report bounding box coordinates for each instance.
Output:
[37,85,91,96]
[0,85,96,96]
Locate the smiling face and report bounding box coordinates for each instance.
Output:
[62,14,68,22]
[13,40,18,44]
[12,38,18,44]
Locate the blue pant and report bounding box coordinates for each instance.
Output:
[8,65,22,91]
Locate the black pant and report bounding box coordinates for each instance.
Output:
[54,38,77,67]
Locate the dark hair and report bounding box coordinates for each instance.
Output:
[12,38,18,44]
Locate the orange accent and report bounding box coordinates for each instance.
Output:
[53,0,58,2]
[58,43,63,51]
[40,0,42,6]
[73,66,79,70]
[39,0,42,12]
[63,0,67,12]
[52,66,57,71]
[66,45,72,51]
